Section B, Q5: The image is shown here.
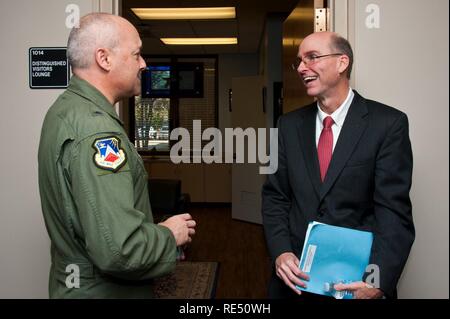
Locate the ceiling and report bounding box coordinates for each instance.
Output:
[121,0,299,55]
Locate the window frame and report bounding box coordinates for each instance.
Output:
[128,54,219,156]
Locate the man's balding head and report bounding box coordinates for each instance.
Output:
[301,32,353,79]
[67,13,134,70]
[66,13,145,104]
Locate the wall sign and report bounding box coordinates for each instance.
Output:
[29,47,70,89]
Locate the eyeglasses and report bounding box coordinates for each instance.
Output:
[291,53,344,70]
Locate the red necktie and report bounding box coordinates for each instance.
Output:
[318,116,334,182]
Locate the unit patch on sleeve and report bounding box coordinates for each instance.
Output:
[92,136,127,172]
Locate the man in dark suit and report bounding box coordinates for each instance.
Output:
[262,32,414,299]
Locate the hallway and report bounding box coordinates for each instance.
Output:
[185,206,272,298]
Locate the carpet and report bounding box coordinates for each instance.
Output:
[153,261,219,299]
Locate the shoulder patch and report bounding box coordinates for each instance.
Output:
[92,136,127,172]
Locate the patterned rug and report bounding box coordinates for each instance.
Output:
[153,261,219,299]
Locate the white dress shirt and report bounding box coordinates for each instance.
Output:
[316,88,355,152]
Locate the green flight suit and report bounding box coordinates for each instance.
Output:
[38,76,177,298]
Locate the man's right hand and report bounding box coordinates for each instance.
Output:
[158,213,196,246]
[275,252,310,295]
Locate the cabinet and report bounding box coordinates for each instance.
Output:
[204,164,232,202]
[144,159,231,203]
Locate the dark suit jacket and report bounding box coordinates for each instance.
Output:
[262,91,415,298]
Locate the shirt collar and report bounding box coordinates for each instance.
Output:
[317,88,354,128]
[67,75,124,126]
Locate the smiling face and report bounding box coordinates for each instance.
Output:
[297,32,349,99]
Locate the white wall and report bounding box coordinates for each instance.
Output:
[332,0,449,298]
[0,0,116,298]
[218,54,259,132]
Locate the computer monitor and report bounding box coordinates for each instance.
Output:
[141,65,171,98]
[141,63,203,98]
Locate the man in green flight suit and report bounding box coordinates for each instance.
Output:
[38,12,196,298]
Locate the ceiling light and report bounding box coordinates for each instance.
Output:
[131,7,236,20]
[160,38,238,45]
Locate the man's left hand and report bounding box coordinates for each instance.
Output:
[333,282,384,299]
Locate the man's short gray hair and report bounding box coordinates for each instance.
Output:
[67,13,119,69]
[330,34,354,79]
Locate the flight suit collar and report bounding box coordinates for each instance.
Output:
[67,75,124,126]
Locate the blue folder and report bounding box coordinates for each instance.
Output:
[297,222,373,299]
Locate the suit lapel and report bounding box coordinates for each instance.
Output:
[296,105,322,198]
[319,91,369,201]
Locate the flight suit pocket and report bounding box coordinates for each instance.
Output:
[53,258,98,280]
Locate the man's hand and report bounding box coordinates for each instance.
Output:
[158,213,196,246]
[334,282,384,299]
[275,252,310,295]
